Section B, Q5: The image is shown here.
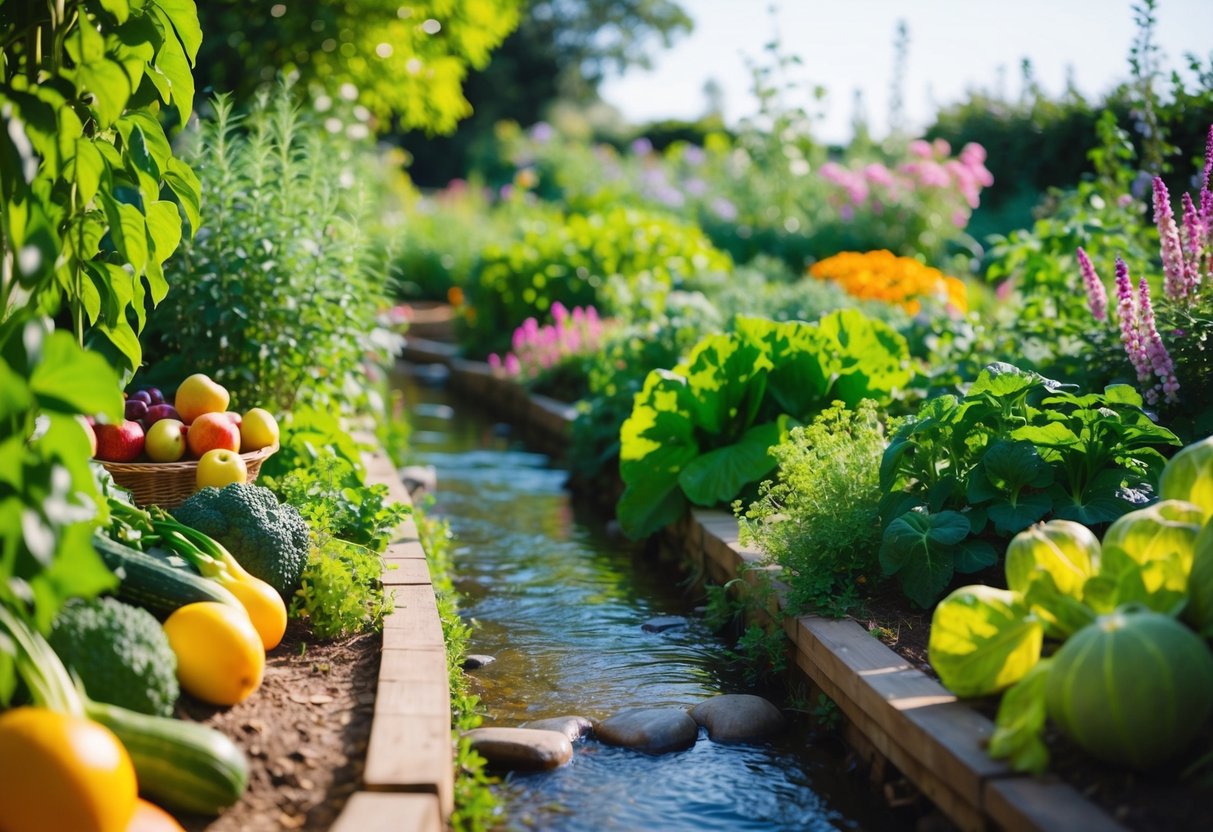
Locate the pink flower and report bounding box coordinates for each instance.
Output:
[1115,257,1149,384]
[863,163,895,187]
[1153,177,1187,300]
[1076,247,1108,321]
[960,143,987,166]
[1181,191,1206,291]
[951,209,969,228]
[488,353,501,369]
[932,138,952,157]
[504,354,521,376]
[908,139,933,159]
[1136,276,1179,404]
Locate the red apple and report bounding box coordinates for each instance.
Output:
[144,403,181,428]
[94,420,145,462]
[220,411,242,428]
[186,412,241,458]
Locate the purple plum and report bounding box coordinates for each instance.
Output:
[124,399,149,421]
[143,403,181,427]
[130,390,152,405]
[145,387,165,405]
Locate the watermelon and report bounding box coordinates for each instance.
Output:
[1045,607,1213,770]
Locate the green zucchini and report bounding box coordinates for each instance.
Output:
[87,699,249,815]
[93,533,240,617]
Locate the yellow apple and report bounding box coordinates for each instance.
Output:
[145,419,187,462]
[195,448,248,490]
[240,408,280,452]
[175,374,230,424]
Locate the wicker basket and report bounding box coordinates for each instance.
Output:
[100,443,279,509]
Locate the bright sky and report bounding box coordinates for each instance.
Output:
[599,0,1213,142]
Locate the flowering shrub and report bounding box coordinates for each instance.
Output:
[1077,124,1212,417]
[817,139,994,264]
[809,250,968,315]
[488,304,610,382]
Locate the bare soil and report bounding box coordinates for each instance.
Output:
[177,621,381,832]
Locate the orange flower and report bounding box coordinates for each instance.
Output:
[808,250,968,314]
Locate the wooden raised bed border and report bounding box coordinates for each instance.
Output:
[328,437,451,832]
[399,335,1126,832]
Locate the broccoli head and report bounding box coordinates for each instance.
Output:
[49,597,179,717]
[174,482,311,599]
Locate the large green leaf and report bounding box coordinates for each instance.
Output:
[879,508,970,607]
[152,0,203,62]
[74,58,132,127]
[163,156,201,233]
[678,420,782,507]
[818,309,912,405]
[738,317,831,417]
[28,331,123,420]
[101,195,148,273]
[674,333,769,438]
[149,8,196,122]
[929,584,1043,697]
[989,658,1054,774]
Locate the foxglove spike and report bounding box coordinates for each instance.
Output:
[1153,177,1187,300]
[1076,247,1108,321]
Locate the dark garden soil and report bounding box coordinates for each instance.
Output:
[177,621,381,832]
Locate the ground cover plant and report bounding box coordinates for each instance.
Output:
[878,362,1179,607]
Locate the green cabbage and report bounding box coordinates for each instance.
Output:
[1160,435,1213,521]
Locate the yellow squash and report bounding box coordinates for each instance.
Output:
[163,602,265,706]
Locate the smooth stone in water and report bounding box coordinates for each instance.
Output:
[690,694,784,743]
[595,708,699,754]
[641,616,687,633]
[465,727,573,771]
[462,654,496,670]
[399,464,437,495]
[521,715,594,742]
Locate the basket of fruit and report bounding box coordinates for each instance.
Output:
[92,374,281,509]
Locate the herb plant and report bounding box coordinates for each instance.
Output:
[618,310,912,539]
[738,400,890,617]
[879,362,1180,607]
[290,537,393,640]
[145,88,398,413]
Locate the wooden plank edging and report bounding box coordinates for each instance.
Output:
[396,343,1125,831]
[328,437,454,829]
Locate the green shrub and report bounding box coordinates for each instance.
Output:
[144,89,398,414]
[462,206,731,356]
[738,401,889,617]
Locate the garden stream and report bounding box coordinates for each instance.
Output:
[396,367,909,831]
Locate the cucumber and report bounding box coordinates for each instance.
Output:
[93,534,240,617]
[87,699,249,815]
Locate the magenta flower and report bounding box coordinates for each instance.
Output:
[1115,257,1150,384]
[1153,177,1187,300]
[1076,247,1108,321]
[1204,123,1212,191]
[1181,192,1205,290]
[1136,276,1179,404]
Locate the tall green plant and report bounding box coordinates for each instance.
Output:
[145,89,398,413]
[0,0,202,375]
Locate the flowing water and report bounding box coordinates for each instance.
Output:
[397,368,908,832]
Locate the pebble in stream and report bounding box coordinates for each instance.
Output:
[690,694,785,743]
[594,708,699,754]
[641,615,688,633]
[462,654,496,670]
[466,727,574,771]
[521,715,595,743]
